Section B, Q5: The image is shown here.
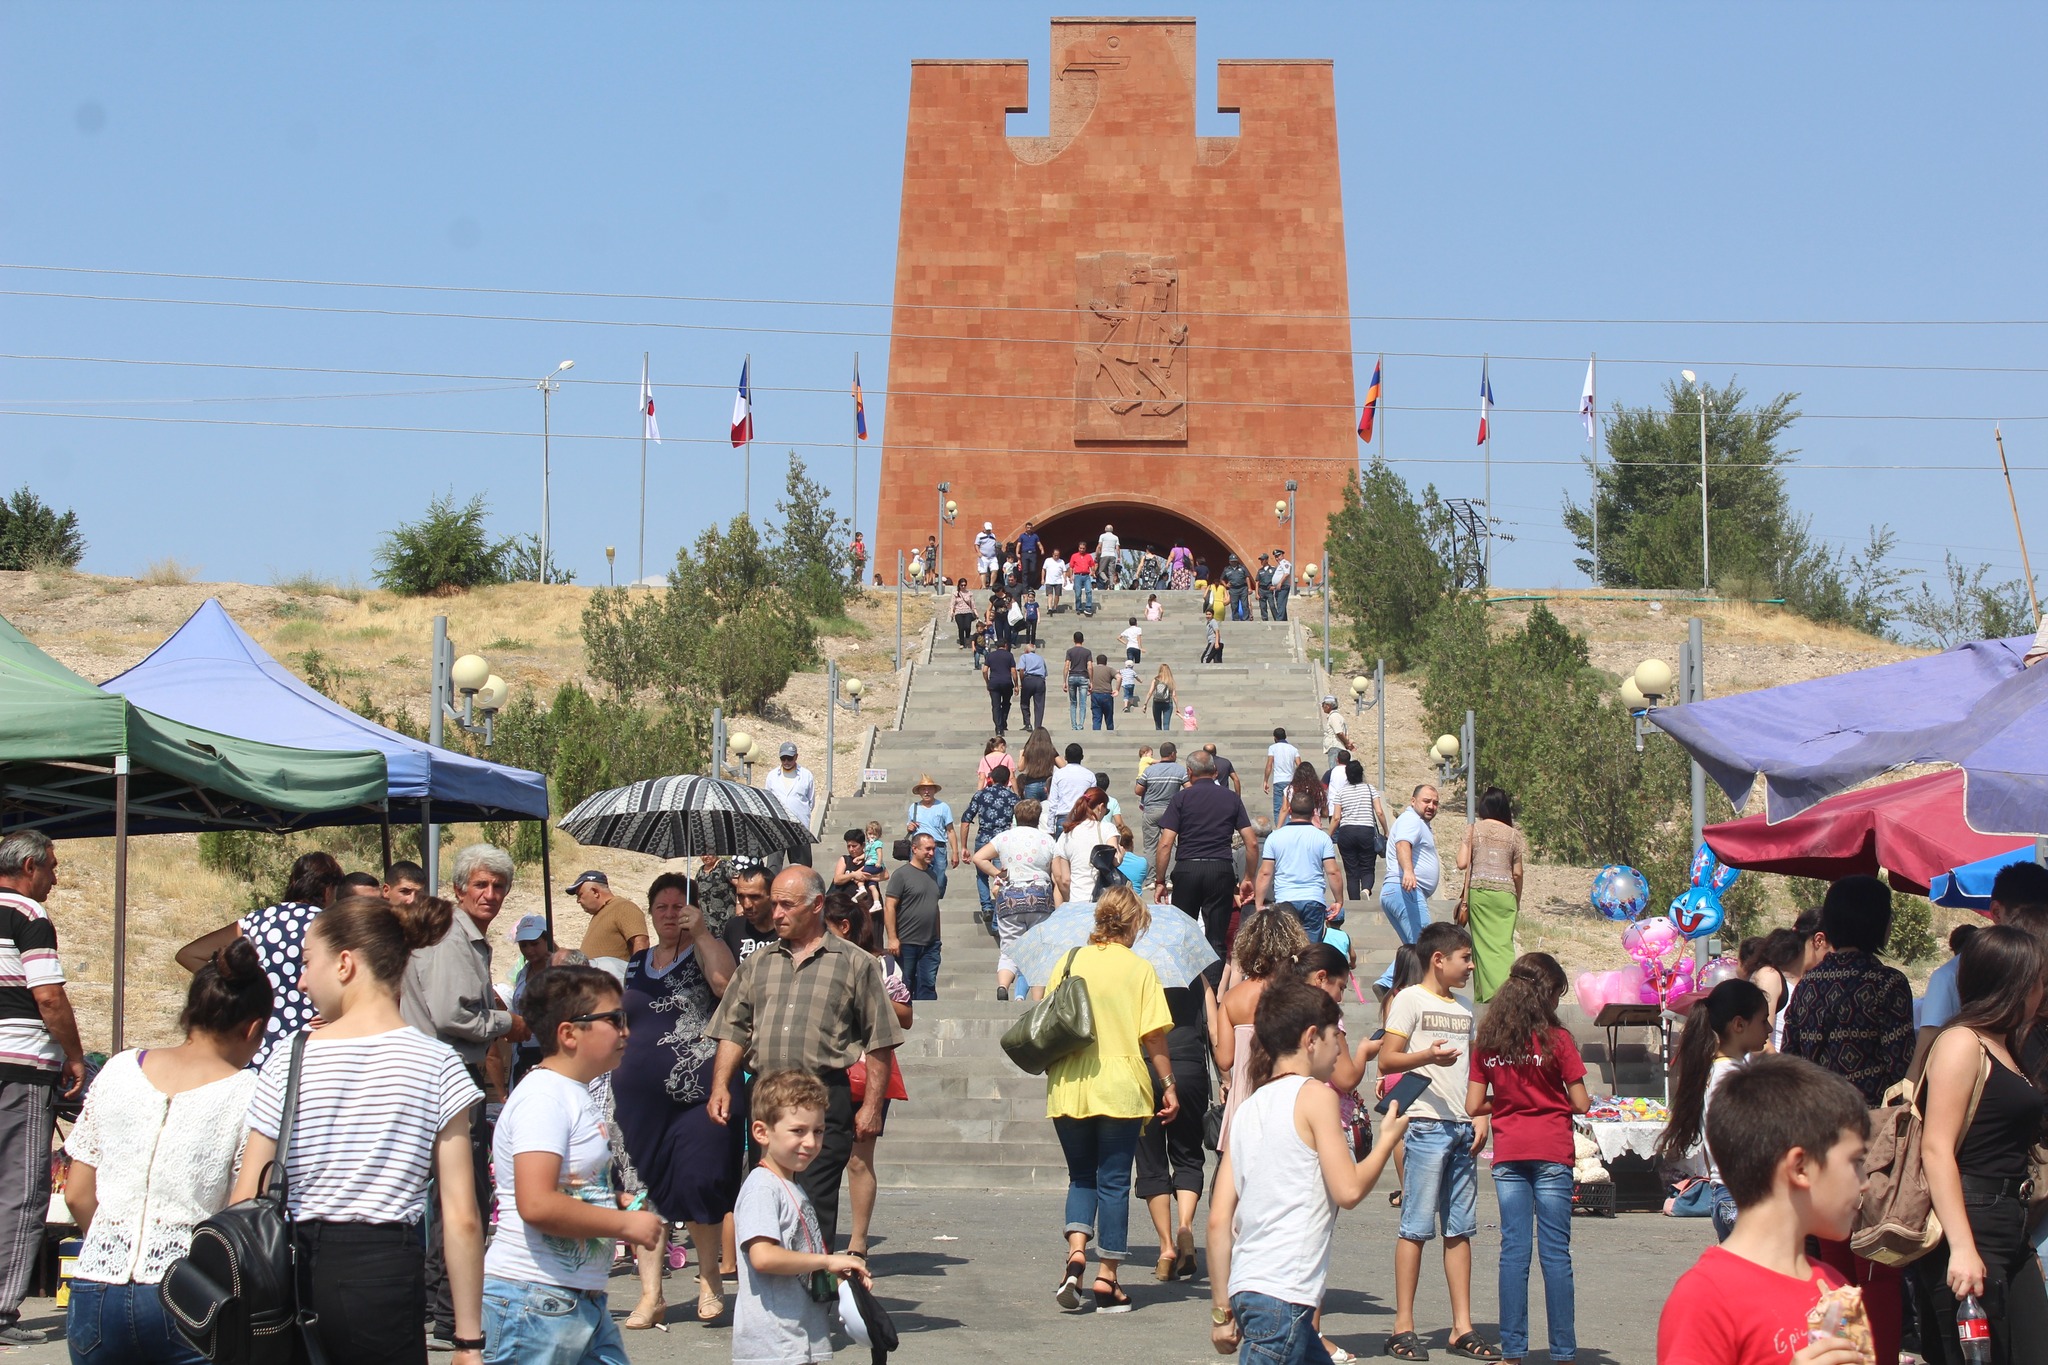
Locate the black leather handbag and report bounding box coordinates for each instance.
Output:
[161,1032,316,1365]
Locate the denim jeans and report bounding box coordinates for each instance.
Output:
[1052,1115,1143,1260]
[1091,692,1115,730]
[1398,1119,1478,1242]
[1069,678,1090,729]
[1375,883,1433,988]
[897,940,942,999]
[1276,900,1327,941]
[1231,1290,1332,1365]
[1492,1159,1577,1362]
[1710,1181,1737,1241]
[1074,572,1095,613]
[66,1279,205,1364]
[482,1275,629,1365]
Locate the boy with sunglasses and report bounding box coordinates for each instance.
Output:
[484,965,666,1364]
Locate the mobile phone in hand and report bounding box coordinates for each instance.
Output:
[1375,1070,1430,1115]
[1367,1028,1386,1042]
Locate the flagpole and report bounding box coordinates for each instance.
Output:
[1997,425,2041,622]
[853,350,861,552]
[1590,351,1599,587]
[744,352,753,521]
[1483,353,1493,589]
[1379,354,1385,465]
[639,351,649,587]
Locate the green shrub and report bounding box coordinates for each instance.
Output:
[503,534,576,586]
[0,486,86,570]
[373,490,513,595]
[1324,462,1453,671]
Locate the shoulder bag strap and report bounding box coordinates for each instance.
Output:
[1052,947,1080,990]
[266,1030,309,1203]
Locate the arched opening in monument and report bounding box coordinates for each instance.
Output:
[1025,502,1243,581]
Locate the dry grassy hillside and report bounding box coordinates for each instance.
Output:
[0,567,934,1051]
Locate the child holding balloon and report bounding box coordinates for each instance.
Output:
[1656,979,1773,1241]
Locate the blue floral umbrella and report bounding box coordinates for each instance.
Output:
[1010,899,1218,994]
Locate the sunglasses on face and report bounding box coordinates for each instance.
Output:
[570,1009,628,1030]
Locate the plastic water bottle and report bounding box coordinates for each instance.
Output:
[1958,1293,1991,1364]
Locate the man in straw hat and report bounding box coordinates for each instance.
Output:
[904,775,954,898]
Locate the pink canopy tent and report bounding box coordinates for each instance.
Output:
[1703,769,2028,898]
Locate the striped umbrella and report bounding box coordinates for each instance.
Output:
[558,774,812,859]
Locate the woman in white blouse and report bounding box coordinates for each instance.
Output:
[1051,788,1122,903]
[64,938,272,1364]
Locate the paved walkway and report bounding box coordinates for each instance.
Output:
[10,1186,1708,1362]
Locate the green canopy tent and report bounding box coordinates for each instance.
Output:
[0,616,387,1047]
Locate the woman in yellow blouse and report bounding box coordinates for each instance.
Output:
[1037,885,1179,1314]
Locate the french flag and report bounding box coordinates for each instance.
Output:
[1476,359,1493,446]
[730,359,754,448]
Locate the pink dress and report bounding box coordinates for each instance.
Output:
[1217,1023,1254,1153]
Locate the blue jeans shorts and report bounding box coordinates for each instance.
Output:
[482,1275,629,1365]
[1398,1118,1479,1243]
[1231,1290,1331,1365]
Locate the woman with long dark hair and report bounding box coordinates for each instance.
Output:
[1466,953,1591,1365]
[1654,979,1771,1240]
[1015,728,1057,803]
[951,578,977,648]
[1455,787,1527,1002]
[230,896,486,1365]
[65,941,272,1363]
[173,850,344,1070]
[613,872,742,1327]
[1918,925,2048,1365]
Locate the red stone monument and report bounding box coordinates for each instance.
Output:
[874,16,1356,583]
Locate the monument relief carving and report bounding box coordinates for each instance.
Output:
[1074,252,1188,441]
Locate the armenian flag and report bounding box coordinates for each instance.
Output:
[853,360,868,440]
[1357,355,1382,443]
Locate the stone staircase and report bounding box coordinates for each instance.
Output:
[817,588,1400,1189]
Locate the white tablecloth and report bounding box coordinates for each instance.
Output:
[1577,1119,1664,1164]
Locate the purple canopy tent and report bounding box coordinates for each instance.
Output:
[1648,633,2048,837]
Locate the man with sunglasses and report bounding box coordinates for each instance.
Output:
[705,866,904,1250]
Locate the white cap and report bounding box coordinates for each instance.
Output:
[983,521,993,531]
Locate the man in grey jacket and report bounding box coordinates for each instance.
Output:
[401,842,517,1348]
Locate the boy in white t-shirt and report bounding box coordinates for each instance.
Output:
[484,965,665,1365]
[734,1071,871,1365]
[1377,922,1489,1362]
[1119,618,1144,663]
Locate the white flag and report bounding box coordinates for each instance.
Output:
[1579,358,1596,440]
[641,356,661,444]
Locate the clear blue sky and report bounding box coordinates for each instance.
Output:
[5,3,2046,594]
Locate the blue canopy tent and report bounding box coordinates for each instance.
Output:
[103,599,555,911]
[1930,845,2038,910]
[1648,633,2048,836]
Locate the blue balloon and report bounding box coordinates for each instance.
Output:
[1591,864,1651,922]
[1669,885,1726,941]
[1690,843,1741,893]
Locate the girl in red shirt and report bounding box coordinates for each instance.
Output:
[1465,953,1591,1365]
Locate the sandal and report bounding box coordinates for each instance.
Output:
[1386,1331,1430,1361]
[1446,1332,1502,1361]
[1055,1255,1088,1311]
[1325,1346,1358,1363]
[1173,1227,1197,1281]
[1092,1278,1132,1314]
[622,1300,668,1331]
[696,1278,725,1323]
[1387,1191,1403,1209]
[1154,1252,1176,1282]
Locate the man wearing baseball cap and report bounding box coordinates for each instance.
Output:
[565,869,647,963]
[765,742,818,865]
[1321,696,1352,773]
[976,521,1000,588]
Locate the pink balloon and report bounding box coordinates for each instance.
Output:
[1698,956,1741,991]
[1574,967,1648,1014]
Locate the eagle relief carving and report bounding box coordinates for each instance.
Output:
[1074,252,1188,441]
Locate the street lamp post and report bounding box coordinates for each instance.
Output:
[1350,662,1386,797]
[825,660,866,804]
[1428,716,1473,819]
[605,546,616,588]
[936,482,957,597]
[1285,480,1298,578]
[1682,370,1709,592]
[425,617,507,892]
[536,360,574,581]
[1624,617,1712,962]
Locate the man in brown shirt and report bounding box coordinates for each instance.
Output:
[706,865,903,1247]
[1088,652,1118,731]
[565,870,648,962]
